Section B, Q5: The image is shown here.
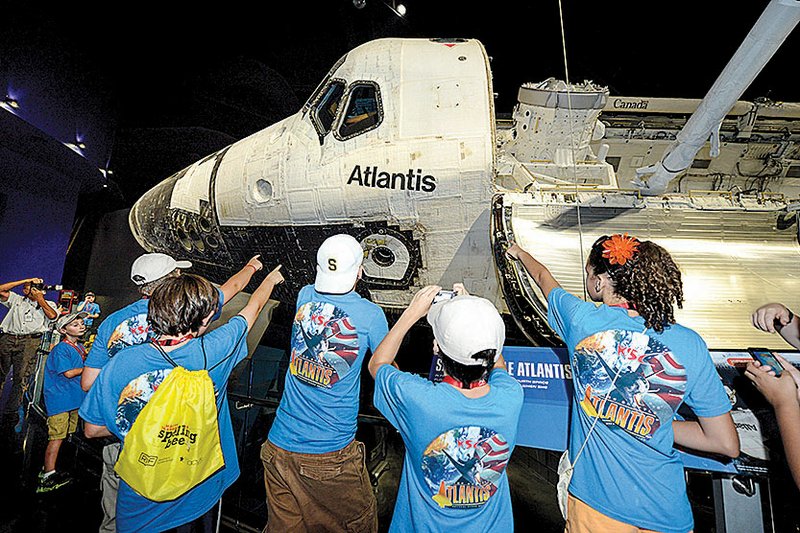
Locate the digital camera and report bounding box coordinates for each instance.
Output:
[29,282,63,292]
[432,290,457,305]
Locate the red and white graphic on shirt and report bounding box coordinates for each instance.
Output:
[289,301,359,389]
[573,329,687,441]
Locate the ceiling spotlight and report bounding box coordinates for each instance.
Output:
[1,95,19,112]
[78,142,86,150]
[384,1,406,18]
[353,0,365,8]
[64,142,86,157]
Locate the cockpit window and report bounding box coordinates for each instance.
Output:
[311,81,346,137]
[303,53,347,114]
[336,82,382,140]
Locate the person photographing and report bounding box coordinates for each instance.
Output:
[81,265,284,532]
[0,277,59,433]
[749,302,800,489]
[368,284,523,531]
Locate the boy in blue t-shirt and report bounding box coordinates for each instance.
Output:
[76,291,101,331]
[80,252,264,533]
[80,266,284,532]
[38,310,88,493]
[263,234,388,532]
[368,285,524,533]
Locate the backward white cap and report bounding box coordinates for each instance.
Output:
[315,234,364,294]
[130,253,192,285]
[427,295,505,366]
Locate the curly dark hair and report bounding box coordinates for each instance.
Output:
[588,235,684,333]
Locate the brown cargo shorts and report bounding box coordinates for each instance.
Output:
[261,439,377,533]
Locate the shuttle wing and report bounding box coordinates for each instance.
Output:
[492,190,800,350]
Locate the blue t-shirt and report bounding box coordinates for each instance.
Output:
[547,288,731,533]
[374,365,523,532]
[268,285,388,453]
[44,341,87,416]
[85,288,224,370]
[79,315,249,533]
[80,301,101,326]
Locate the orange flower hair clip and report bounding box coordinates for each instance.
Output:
[602,233,640,266]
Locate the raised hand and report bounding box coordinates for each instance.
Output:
[746,361,800,410]
[246,255,264,272]
[265,265,284,286]
[775,355,800,404]
[405,285,442,321]
[506,243,525,260]
[752,303,792,334]
[452,282,469,296]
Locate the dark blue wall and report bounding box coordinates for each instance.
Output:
[0,136,85,321]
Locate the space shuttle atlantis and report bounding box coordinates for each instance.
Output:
[131,38,500,309]
[132,1,800,350]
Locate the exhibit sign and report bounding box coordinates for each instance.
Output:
[677,351,800,476]
[429,346,571,451]
[430,346,800,475]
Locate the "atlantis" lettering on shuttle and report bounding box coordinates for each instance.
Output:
[347,165,437,192]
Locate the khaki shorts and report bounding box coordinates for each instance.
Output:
[565,494,692,533]
[47,410,79,441]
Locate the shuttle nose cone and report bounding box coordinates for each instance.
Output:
[129,173,228,264]
[129,174,181,253]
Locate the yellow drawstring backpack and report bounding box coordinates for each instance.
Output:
[115,339,225,502]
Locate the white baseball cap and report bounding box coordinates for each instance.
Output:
[427,295,505,366]
[315,234,364,294]
[130,253,192,285]
[56,311,88,331]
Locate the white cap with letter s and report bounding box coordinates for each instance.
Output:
[314,234,364,294]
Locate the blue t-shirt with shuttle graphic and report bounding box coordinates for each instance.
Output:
[374,365,523,532]
[547,288,731,533]
[268,285,388,454]
[80,315,248,533]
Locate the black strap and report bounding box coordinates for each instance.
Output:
[150,341,179,368]
[207,326,247,372]
[149,318,247,374]
[148,339,224,418]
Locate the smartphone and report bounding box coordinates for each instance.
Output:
[748,347,784,377]
[432,290,457,305]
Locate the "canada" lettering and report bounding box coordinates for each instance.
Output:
[613,98,649,110]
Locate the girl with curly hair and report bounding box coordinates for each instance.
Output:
[507,235,739,533]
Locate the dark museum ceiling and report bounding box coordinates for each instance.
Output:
[2,0,798,207]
